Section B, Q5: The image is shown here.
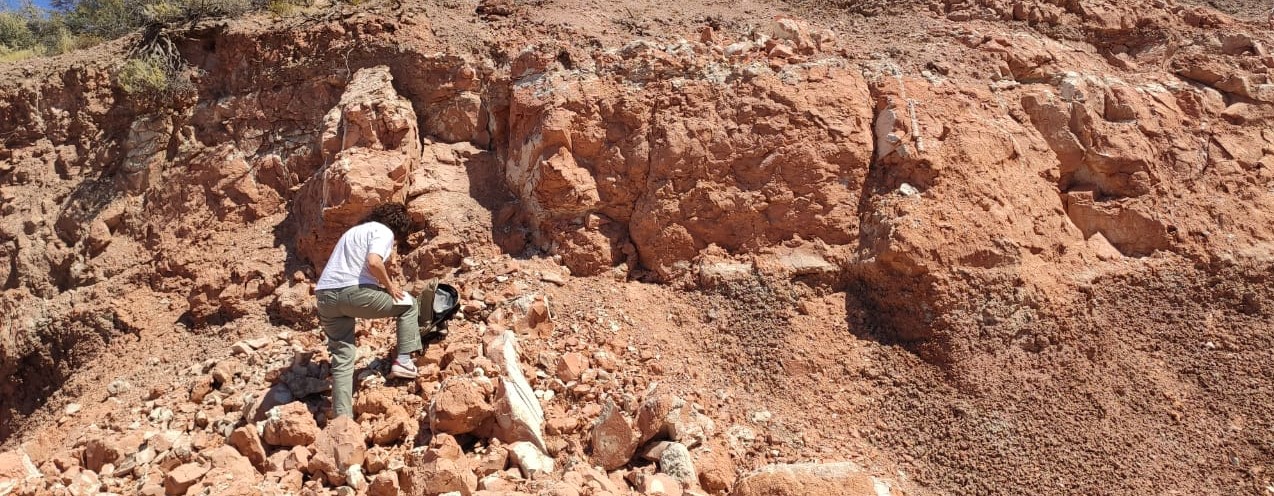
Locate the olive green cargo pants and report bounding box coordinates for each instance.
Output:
[315,284,422,418]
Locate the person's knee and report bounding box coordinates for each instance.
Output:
[327,345,357,371]
[398,300,420,319]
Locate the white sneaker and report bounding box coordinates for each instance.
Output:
[389,360,418,379]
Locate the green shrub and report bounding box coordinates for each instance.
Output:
[0,9,82,61]
[39,24,77,55]
[0,12,37,51]
[117,54,172,94]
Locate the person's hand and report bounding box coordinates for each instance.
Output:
[387,284,406,302]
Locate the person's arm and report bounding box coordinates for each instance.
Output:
[366,253,405,301]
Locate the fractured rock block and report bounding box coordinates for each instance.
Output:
[228,425,271,473]
[429,375,496,435]
[401,434,478,496]
[164,462,208,495]
[295,65,421,266]
[591,400,637,471]
[308,416,367,486]
[263,402,320,447]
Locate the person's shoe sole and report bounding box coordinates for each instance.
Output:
[389,363,418,379]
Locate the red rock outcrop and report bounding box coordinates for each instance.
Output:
[505,42,874,279]
[294,65,421,267]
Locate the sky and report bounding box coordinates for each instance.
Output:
[2,0,54,11]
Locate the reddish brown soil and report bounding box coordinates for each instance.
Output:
[1,0,1273,495]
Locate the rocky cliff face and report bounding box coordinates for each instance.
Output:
[1,0,1272,494]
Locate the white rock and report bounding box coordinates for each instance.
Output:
[539,272,566,285]
[667,402,715,447]
[725,41,754,57]
[245,336,272,349]
[508,441,555,478]
[65,403,82,415]
[0,450,41,491]
[486,331,547,451]
[149,407,173,424]
[135,447,157,465]
[726,425,757,452]
[478,474,504,490]
[696,261,755,288]
[107,380,131,397]
[346,464,366,489]
[231,341,254,355]
[658,442,697,487]
[898,183,919,196]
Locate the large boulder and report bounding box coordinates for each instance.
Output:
[429,376,496,435]
[262,402,320,447]
[307,416,368,486]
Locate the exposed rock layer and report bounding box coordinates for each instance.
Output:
[0,0,1271,495]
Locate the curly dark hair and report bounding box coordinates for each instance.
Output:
[360,202,412,241]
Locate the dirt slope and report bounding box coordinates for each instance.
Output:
[1,0,1273,495]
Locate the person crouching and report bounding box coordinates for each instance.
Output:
[314,202,421,418]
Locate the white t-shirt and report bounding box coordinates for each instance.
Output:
[315,222,395,290]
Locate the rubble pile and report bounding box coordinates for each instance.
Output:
[0,256,896,495]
